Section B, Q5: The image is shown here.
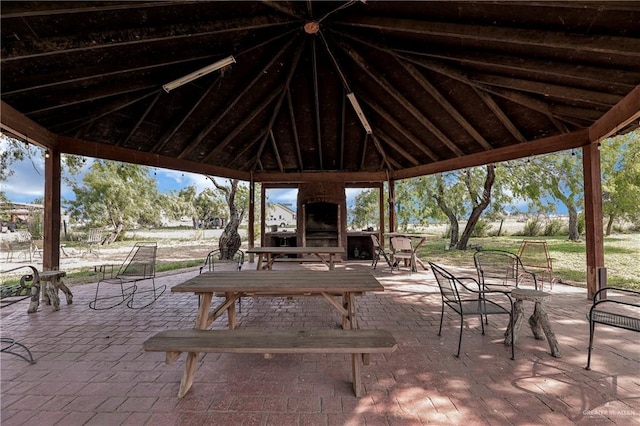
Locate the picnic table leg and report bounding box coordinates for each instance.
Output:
[226,291,237,329]
[178,292,213,398]
[351,353,362,397]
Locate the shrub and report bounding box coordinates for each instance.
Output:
[521,217,542,237]
[543,219,564,236]
[471,219,491,237]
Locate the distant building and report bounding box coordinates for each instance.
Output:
[265,203,296,227]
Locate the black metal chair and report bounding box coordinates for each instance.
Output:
[370,234,392,269]
[429,262,515,359]
[89,242,165,310]
[1,266,39,363]
[199,248,245,310]
[199,248,245,273]
[474,249,538,292]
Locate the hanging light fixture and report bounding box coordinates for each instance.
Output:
[163,56,236,93]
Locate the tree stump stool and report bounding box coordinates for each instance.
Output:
[505,288,561,358]
[38,270,73,311]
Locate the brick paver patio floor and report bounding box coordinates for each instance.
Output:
[1,261,638,425]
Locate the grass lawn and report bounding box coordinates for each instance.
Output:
[415,233,639,289]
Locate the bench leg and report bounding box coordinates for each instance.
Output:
[178,352,199,398]
[352,353,361,397]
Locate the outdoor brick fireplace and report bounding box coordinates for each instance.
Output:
[297,182,347,250]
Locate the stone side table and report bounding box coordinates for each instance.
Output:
[38,270,73,311]
[505,288,561,358]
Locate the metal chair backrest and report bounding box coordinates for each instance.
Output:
[370,234,382,249]
[117,243,157,280]
[429,262,462,305]
[474,249,534,289]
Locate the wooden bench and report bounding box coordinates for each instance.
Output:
[143,328,397,398]
[586,287,640,370]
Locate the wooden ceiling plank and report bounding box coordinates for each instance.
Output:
[152,76,222,154]
[338,31,493,151]
[178,36,299,159]
[399,59,493,150]
[312,37,323,170]
[286,90,304,171]
[589,85,640,142]
[61,91,159,134]
[359,134,368,170]
[339,89,346,170]
[370,134,394,171]
[472,87,526,142]
[253,39,305,170]
[203,86,284,163]
[3,17,295,62]
[1,2,186,18]
[26,85,157,115]
[120,92,162,148]
[376,130,420,166]
[472,74,623,107]
[339,43,464,157]
[360,94,439,161]
[229,131,268,169]
[261,1,305,20]
[335,16,640,59]
[269,130,284,172]
[392,129,590,180]
[397,49,639,94]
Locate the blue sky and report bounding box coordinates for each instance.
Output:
[1,144,359,210]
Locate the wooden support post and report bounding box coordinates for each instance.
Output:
[582,143,605,300]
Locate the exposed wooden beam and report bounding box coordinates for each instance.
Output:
[151,76,223,154]
[253,170,388,183]
[229,131,268,170]
[203,86,283,163]
[58,90,159,134]
[589,85,640,142]
[26,85,157,115]
[2,17,295,61]
[360,93,439,161]
[311,37,323,170]
[582,143,605,299]
[399,59,493,150]
[370,134,394,171]
[269,130,284,172]
[121,92,162,147]
[375,130,420,166]
[396,49,639,95]
[254,39,305,170]
[338,42,464,157]
[471,74,622,107]
[0,101,56,149]
[335,30,492,151]
[335,16,640,61]
[391,129,590,180]
[1,1,185,18]
[58,134,251,181]
[179,36,298,159]
[286,90,304,171]
[472,88,526,143]
[261,1,304,20]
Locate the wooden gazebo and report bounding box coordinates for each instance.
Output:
[2,2,639,298]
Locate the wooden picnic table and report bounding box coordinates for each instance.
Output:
[166,270,388,397]
[172,269,382,330]
[245,246,345,270]
[386,232,433,271]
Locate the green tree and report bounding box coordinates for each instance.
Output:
[350,189,379,229]
[67,160,162,242]
[208,178,248,259]
[601,131,640,234]
[508,152,584,241]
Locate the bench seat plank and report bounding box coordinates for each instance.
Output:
[144,329,397,354]
[144,328,397,398]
